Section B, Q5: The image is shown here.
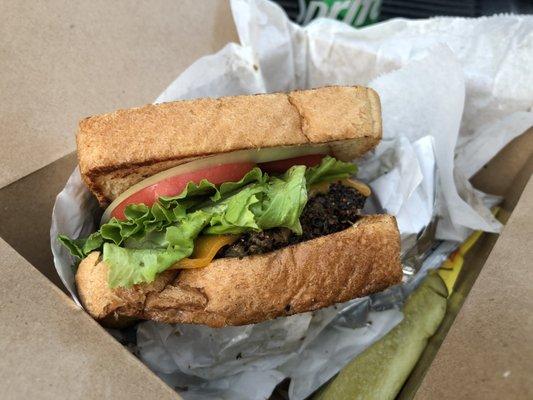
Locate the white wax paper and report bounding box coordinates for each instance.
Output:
[51,1,533,399]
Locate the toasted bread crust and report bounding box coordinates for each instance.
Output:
[76,215,402,328]
[77,86,382,205]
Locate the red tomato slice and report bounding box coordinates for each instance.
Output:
[111,162,255,220]
[259,154,325,173]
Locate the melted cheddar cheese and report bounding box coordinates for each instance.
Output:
[171,234,239,269]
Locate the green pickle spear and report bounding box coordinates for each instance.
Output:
[314,273,447,400]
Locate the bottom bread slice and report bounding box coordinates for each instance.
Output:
[76,214,402,327]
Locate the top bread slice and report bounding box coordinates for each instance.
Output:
[77,86,382,205]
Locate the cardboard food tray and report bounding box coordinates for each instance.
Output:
[1,2,532,399]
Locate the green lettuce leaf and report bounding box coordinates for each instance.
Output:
[257,165,307,234]
[203,165,308,235]
[105,211,212,287]
[165,211,212,249]
[59,157,358,288]
[203,184,264,235]
[305,156,357,186]
[104,245,183,288]
[58,232,103,259]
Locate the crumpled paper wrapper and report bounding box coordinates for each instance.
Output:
[50,1,533,399]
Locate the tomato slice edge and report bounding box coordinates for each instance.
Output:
[111,162,255,220]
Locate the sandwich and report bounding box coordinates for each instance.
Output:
[59,85,402,328]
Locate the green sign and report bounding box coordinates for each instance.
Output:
[296,0,382,27]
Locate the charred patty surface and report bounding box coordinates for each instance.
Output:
[221,183,366,258]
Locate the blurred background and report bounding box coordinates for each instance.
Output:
[275,0,533,27]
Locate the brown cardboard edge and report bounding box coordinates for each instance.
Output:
[0,237,181,400]
[398,131,533,398]
[411,174,533,399]
[0,152,77,292]
[405,154,533,398]
[0,0,238,189]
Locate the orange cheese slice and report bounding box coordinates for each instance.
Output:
[342,178,372,197]
[170,234,239,269]
[309,179,372,197]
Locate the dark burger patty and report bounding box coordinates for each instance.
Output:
[221,183,366,258]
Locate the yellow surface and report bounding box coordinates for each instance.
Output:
[343,178,372,197]
[438,208,499,295]
[173,234,239,269]
[309,179,372,197]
